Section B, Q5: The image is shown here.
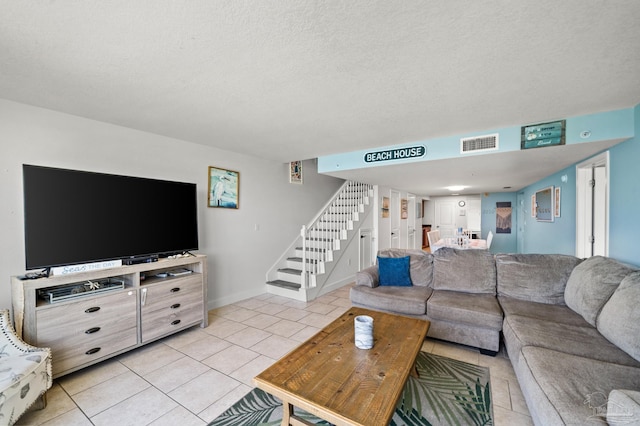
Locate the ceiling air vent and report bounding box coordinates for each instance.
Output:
[460,133,499,154]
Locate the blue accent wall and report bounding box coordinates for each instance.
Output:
[480,192,518,253]
[518,104,639,266]
[608,104,640,266]
[517,165,577,255]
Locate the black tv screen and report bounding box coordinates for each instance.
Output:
[23,164,199,270]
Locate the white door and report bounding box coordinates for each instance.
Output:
[359,229,373,269]
[576,152,609,257]
[434,199,457,238]
[407,195,416,248]
[390,190,400,248]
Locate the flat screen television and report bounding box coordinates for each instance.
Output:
[23,164,199,271]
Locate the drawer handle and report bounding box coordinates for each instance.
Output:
[171,319,181,326]
[170,303,181,309]
[85,347,101,355]
[170,287,181,293]
[85,307,101,313]
[85,327,101,334]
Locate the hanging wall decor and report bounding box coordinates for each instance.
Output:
[554,187,561,217]
[289,161,302,184]
[208,166,239,209]
[401,198,408,219]
[381,197,390,218]
[496,202,512,233]
[535,186,554,222]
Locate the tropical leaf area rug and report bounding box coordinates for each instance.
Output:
[209,352,493,426]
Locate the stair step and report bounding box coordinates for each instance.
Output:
[287,257,318,264]
[266,280,301,290]
[278,268,301,275]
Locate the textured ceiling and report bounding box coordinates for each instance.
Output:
[1,1,640,195]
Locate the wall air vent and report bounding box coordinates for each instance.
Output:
[460,133,499,154]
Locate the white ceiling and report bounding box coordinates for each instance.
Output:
[1,1,639,196]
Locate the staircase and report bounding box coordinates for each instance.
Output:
[266,181,374,301]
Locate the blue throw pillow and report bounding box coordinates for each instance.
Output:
[377,256,412,287]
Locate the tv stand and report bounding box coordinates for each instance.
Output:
[11,254,207,378]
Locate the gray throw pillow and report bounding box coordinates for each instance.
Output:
[564,256,636,326]
[597,272,640,362]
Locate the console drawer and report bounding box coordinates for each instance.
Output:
[140,276,203,342]
[36,290,138,375]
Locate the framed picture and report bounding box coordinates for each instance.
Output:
[208,166,239,209]
[401,198,408,219]
[535,186,554,222]
[289,161,302,184]
[554,187,561,217]
[381,197,389,218]
[531,194,536,218]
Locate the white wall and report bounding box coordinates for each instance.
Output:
[375,185,422,252]
[423,194,482,233]
[0,100,344,311]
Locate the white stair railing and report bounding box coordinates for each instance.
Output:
[299,181,373,288]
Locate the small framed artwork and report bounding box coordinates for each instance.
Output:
[401,198,408,219]
[381,197,389,218]
[289,161,302,184]
[208,166,239,209]
[554,187,561,217]
[531,194,536,218]
[535,186,554,222]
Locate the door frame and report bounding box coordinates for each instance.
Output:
[576,151,609,258]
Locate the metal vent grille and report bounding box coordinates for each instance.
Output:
[460,133,499,154]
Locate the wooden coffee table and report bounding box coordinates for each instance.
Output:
[254,307,430,426]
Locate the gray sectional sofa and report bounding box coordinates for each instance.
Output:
[350,248,640,425]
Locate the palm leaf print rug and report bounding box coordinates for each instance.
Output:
[209,352,493,426]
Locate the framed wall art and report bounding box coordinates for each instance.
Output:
[535,186,554,222]
[554,186,561,217]
[401,198,408,219]
[208,166,239,209]
[289,161,302,184]
[381,197,389,218]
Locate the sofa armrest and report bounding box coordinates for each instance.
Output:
[356,265,379,288]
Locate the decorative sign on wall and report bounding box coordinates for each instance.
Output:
[364,145,426,163]
[521,120,565,150]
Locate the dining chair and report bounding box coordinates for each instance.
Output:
[427,230,443,251]
[486,230,494,249]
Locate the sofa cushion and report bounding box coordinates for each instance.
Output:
[349,285,432,316]
[502,314,640,369]
[498,296,588,327]
[496,253,582,304]
[377,248,433,287]
[564,256,636,326]
[377,256,412,286]
[427,290,502,330]
[516,346,640,426]
[598,271,640,362]
[432,247,496,294]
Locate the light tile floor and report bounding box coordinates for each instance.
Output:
[17,284,534,425]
